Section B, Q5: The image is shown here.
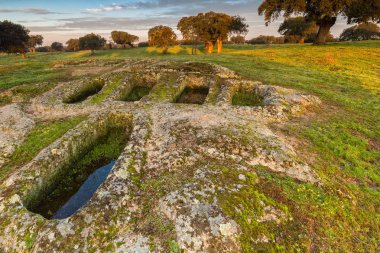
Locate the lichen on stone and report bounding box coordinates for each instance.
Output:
[0,60,321,252]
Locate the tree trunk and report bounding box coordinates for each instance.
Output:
[206,41,214,54]
[217,37,223,53]
[315,17,336,45]
[192,37,196,55]
[163,46,168,54]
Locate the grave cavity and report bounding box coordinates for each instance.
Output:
[118,75,156,102]
[23,112,132,219]
[63,78,105,104]
[175,74,210,105]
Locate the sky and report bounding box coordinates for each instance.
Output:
[0,0,351,45]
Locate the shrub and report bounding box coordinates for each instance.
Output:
[36,46,50,52]
[138,42,149,47]
[247,36,284,44]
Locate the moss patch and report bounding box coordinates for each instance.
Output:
[210,165,303,252]
[0,95,12,106]
[90,74,124,104]
[232,91,264,107]
[148,73,179,102]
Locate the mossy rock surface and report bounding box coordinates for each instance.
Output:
[0,61,324,252]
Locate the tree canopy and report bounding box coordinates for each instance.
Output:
[66,39,80,52]
[278,17,317,43]
[79,33,106,54]
[229,15,249,37]
[111,31,139,48]
[148,26,177,54]
[340,22,380,41]
[0,20,29,57]
[196,12,232,53]
[27,35,43,52]
[259,0,380,44]
[51,42,63,51]
[178,16,200,54]
[178,12,248,53]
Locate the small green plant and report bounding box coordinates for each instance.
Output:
[63,79,105,103]
[168,240,180,253]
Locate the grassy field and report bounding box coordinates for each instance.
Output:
[1,41,379,251]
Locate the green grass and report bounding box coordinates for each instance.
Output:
[0,52,72,91]
[0,116,85,181]
[0,41,379,251]
[90,74,124,104]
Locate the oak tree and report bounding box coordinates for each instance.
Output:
[79,33,106,54]
[27,35,43,53]
[178,12,248,53]
[51,42,63,52]
[0,20,30,58]
[111,31,139,48]
[340,22,380,41]
[178,16,200,54]
[148,26,177,54]
[258,0,380,45]
[196,12,232,53]
[66,39,80,52]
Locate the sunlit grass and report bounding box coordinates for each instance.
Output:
[66,50,92,58]
[146,45,204,55]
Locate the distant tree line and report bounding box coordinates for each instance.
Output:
[0,1,379,57]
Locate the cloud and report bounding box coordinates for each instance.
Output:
[0,8,61,15]
[83,0,256,14]
[28,16,179,32]
[85,3,127,13]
